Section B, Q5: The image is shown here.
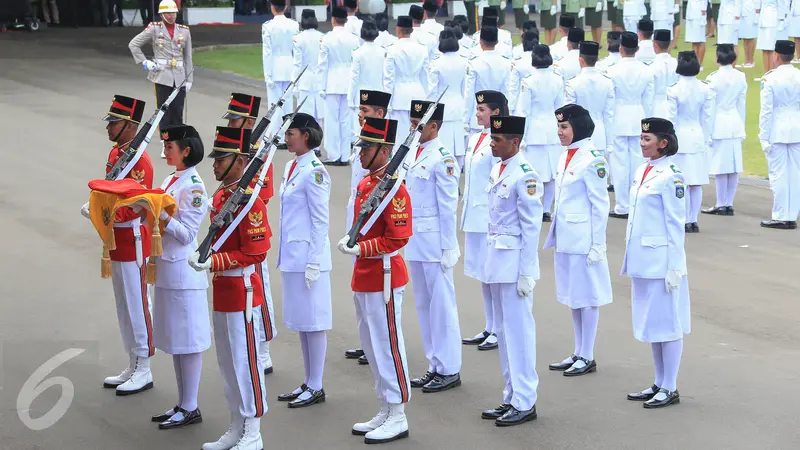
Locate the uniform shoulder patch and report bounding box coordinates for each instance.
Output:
[707,69,718,79]
[589,149,601,158]
[594,162,607,178]
[443,157,456,176]
[524,177,537,196]
[675,185,685,199]
[191,175,201,184]
[520,163,532,173]
[192,196,203,208]
[669,164,681,173]
[438,147,450,157]
[314,171,324,185]
[311,160,322,167]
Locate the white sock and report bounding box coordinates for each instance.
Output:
[543,181,556,214]
[660,338,683,391]
[172,355,183,408]
[651,342,664,388]
[715,174,727,207]
[481,283,494,334]
[689,186,702,223]
[571,308,583,357]
[727,173,739,207]
[300,331,310,385]
[179,352,203,412]
[304,330,327,391]
[579,307,599,361]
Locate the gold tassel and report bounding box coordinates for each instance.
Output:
[101,246,112,279]
[146,258,157,284]
[151,218,163,256]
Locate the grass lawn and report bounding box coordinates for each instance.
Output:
[194,26,772,177]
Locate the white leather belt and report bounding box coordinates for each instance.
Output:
[156,59,184,67]
[114,218,143,267]
[367,251,398,303]
[220,265,256,277]
[488,224,521,236]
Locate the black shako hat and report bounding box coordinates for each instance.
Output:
[409,100,445,121]
[209,126,252,158]
[358,117,398,146]
[223,93,261,120]
[490,115,525,135]
[103,95,146,123]
[360,90,391,109]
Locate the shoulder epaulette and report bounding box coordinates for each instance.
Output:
[669,164,681,173]
[191,175,201,184]
[707,69,718,78]
[177,24,189,29]
[669,81,678,87]
[438,147,450,157]
[589,149,601,158]
[520,163,532,173]
[700,79,709,84]
[311,160,322,167]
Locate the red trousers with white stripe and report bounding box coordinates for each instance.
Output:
[213,307,268,418]
[354,288,411,405]
[111,260,155,358]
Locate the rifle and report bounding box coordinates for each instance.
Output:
[248,66,308,148]
[106,71,193,180]
[346,88,447,248]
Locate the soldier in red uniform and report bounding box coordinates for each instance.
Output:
[337,117,412,444]
[84,95,157,396]
[223,92,277,375]
[189,126,269,450]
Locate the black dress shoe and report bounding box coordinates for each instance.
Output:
[684,223,692,232]
[548,355,577,371]
[264,366,273,375]
[158,408,202,430]
[345,348,365,359]
[563,358,596,377]
[477,333,498,351]
[422,373,461,393]
[495,405,537,427]
[643,388,680,409]
[481,403,511,420]
[726,206,735,216]
[761,219,798,229]
[542,212,552,222]
[627,384,660,401]
[701,206,728,215]
[609,212,629,219]
[278,384,308,401]
[358,354,369,365]
[410,371,437,388]
[151,405,179,422]
[462,330,490,345]
[607,185,615,192]
[690,222,699,233]
[288,388,326,408]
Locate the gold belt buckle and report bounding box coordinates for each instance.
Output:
[170,58,177,68]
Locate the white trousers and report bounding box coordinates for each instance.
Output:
[624,16,642,32]
[408,261,462,375]
[355,288,412,404]
[611,136,646,214]
[766,143,800,221]
[490,282,538,411]
[111,260,155,358]
[213,307,267,419]
[297,89,324,121]
[389,110,412,154]
[256,262,277,342]
[267,81,290,140]
[324,94,351,162]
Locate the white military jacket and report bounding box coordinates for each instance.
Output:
[463,50,513,128]
[344,15,363,38]
[292,28,324,93]
[635,40,656,64]
[484,153,543,283]
[516,67,564,145]
[427,52,469,122]
[460,130,499,233]
[348,41,387,108]
[622,156,687,279]
[411,26,438,59]
[543,139,609,255]
[318,26,361,95]
[686,0,708,20]
[596,52,621,72]
[667,76,715,154]
[624,0,647,17]
[651,52,679,118]
[565,67,616,151]
[506,51,534,113]
[376,30,398,48]
[706,65,747,140]
[555,48,581,84]
[718,0,743,24]
[550,36,568,61]
[384,38,430,112]
[759,64,800,144]
[277,151,332,273]
[404,138,460,262]
[262,14,299,83]
[156,167,209,290]
[607,57,655,137]
[650,0,674,21]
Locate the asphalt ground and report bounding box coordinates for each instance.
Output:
[1,25,800,450]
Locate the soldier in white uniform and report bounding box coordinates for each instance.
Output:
[790,0,800,62]
[149,124,209,430]
[261,0,299,141]
[506,31,538,114]
[650,0,676,38]
[717,0,743,45]
[428,28,469,169]
[454,15,480,55]
[421,0,445,36]
[473,7,514,52]
[472,15,514,57]
[651,29,679,118]
[555,27,585,84]
[276,114,333,408]
[384,16,430,153]
[319,6,361,165]
[349,20,387,142]
[460,91,506,351]
[702,44,747,216]
[464,26,513,138]
[344,0,363,38]
[565,41,615,157]
[739,0,760,68]
[607,31,655,218]
[684,0,708,66]
[623,0,646,31]
[293,9,324,121]
[635,19,657,63]
[516,44,564,220]
[759,40,800,229]
[479,115,542,427]
[410,4,439,57]
[596,30,622,71]
[667,51,714,233]
[512,21,539,58]
[375,13,399,48]
[544,105,613,377]
[405,100,463,394]
[623,117,689,410]
[549,15,575,61]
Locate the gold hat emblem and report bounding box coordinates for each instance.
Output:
[493,120,502,129]
[102,207,112,226]
[230,95,234,99]
[161,131,169,140]
[414,103,423,112]
[361,92,369,102]
[642,122,650,132]
[215,129,220,138]
[556,113,564,121]
[477,94,484,103]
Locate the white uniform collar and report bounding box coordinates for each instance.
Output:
[580,66,599,74]
[568,138,592,150]
[293,150,315,166]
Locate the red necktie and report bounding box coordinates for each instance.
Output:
[474,133,487,153]
[415,145,424,160]
[564,148,578,169]
[165,176,179,190]
[641,165,654,183]
[287,160,298,180]
[499,163,506,177]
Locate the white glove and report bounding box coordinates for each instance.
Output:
[665,270,682,293]
[159,210,170,221]
[305,264,321,289]
[188,251,212,272]
[523,4,529,14]
[517,275,536,297]
[675,2,680,13]
[185,81,192,92]
[596,2,603,10]
[550,4,557,15]
[501,1,507,9]
[130,204,145,215]
[441,248,460,271]
[319,91,326,99]
[754,14,760,25]
[761,140,772,154]
[80,202,90,219]
[337,236,361,256]
[587,244,606,265]
[142,60,157,71]
[578,7,585,18]
[778,20,787,32]
[266,79,275,89]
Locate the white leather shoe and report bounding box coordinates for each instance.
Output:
[259,341,273,374]
[364,403,409,444]
[230,418,262,450]
[103,353,134,388]
[352,402,388,435]
[115,356,153,396]
[202,414,244,450]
